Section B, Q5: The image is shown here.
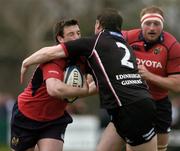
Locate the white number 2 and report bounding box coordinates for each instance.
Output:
[116,42,134,69]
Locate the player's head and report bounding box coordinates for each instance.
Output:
[95,8,123,34]
[54,19,81,43]
[140,6,164,42]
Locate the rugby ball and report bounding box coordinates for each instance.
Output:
[64,65,83,103]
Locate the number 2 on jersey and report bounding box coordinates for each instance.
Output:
[116,42,134,69]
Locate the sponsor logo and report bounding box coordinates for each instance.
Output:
[11,136,19,146]
[116,74,143,85]
[121,79,143,85]
[154,47,162,54]
[116,74,141,80]
[136,58,162,68]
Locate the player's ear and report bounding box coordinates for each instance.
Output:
[97,25,103,31]
[95,20,103,34]
[96,20,102,30]
[57,35,64,43]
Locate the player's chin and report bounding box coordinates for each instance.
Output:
[147,36,159,42]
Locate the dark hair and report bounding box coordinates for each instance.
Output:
[97,8,123,32]
[54,19,79,43]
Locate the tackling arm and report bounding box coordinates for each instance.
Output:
[21,45,66,83]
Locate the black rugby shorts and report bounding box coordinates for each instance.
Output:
[10,102,72,151]
[107,98,156,146]
[154,96,172,133]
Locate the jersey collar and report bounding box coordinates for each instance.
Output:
[139,31,164,50]
[104,29,125,41]
[139,31,164,43]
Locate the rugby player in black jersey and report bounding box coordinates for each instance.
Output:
[21,8,157,151]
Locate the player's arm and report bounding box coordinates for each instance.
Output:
[21,45,66,83]
[23,45,65,67]
[46,77,89,99]
[138,65,180,93]
[139,41,180,93]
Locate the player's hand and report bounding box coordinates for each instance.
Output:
[138,64,152,80]
[86,74,97,94]
[20,60,28,84]
[82,76,89,95]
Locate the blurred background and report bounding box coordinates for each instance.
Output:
[0,0,179,151]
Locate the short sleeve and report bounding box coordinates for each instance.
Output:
[167,42,180,74]
[122,30,128,40]
[41,60,66,81]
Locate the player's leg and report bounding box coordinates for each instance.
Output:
[126,97,171,151]
[37,138,63,151]
[125,135,168,151]
[11,147,35,151]
[96,122,125,151]
[109,99,157,151]
[37,121,68,151]
[129,135,157,151]
[155,97,172,151]
[10,102,37,151]
[34,144,39,151]
[157,133,168,151]
[126,144,134,151]
[32,124,69,151]
[26,147,35,151]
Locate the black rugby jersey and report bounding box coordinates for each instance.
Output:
[63,30,152,109]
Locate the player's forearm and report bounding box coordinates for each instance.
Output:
[146,73,180,93]
[47,80,88,99]
[55,85,88,99]
[23,45,66,67]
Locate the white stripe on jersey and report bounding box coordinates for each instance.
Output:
[88,30,122,106]
[92,49,122,106]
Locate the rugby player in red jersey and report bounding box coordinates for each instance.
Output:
[96,6,180,151]
[10,19,92,151]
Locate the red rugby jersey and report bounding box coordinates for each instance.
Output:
[123,29,180,100]
[18,59,68,121]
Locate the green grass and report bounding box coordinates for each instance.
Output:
[0,145,10,151]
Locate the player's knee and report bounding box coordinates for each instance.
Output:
[158,144,168,151]
[96,143,101,151]
[96,142,110,151]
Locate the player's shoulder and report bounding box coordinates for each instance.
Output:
[41,59,67,69]
[163,31,176,39]
[127,28,141,34]
[161,31,178,49]
[52,59,67,65]
[122,28,141,43]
